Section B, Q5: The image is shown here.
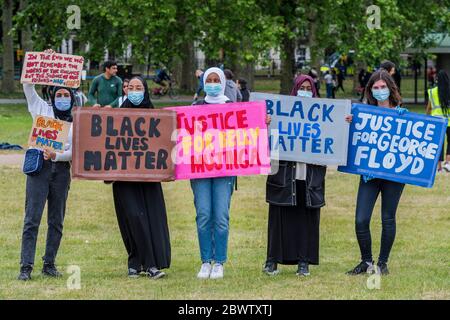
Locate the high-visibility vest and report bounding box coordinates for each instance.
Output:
[428,87,450,127]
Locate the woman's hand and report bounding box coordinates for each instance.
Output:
[345,114,353,123]
[265,115,271,125]
[43,49,55,55]
[103,105,112,108]
[43,149,56,161]
[92,104,101,108]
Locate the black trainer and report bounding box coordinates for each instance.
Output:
[128,268,140,278]
[346,261,375,275]
[18,265,33,281]
[262,261,279,276]
[147,267,166,280]
[376,261,389,275]
[42,263,62,277]
[296,262,310,276]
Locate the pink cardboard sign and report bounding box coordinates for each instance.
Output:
[167,101,271,180]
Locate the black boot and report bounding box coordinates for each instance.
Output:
[376,261,389,275]
[262,261,279,276]
[296,262,310,276]
[42,263,62,277]
[346,261,375,275]
[18,265,33,281]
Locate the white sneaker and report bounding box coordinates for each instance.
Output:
[197,263,212,279]
[443,162,450,172]
[209,263,224,279]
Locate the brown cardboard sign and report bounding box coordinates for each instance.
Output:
[72,108,176,182]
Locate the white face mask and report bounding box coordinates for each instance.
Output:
[297,90,313,98]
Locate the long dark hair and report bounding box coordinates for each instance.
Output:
[437,70,449,116]
[364,70,402,107]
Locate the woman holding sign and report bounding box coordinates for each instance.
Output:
[112,76,171,280]
[263,75,328,277]
[18,49,75,281]
[191,67,235,280]
[346,70,407,276]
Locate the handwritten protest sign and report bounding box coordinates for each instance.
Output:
[338,104,448,188]
[166,101,270,180]
[72,108,176,182]
[28,116,70,153]
[20,52,84,88]
[250,92,351,165]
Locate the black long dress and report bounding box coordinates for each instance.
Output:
[267,181,320,265]
[112,77,171,271]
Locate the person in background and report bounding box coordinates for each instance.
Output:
[427,67,437,87]
[88,60,122,108]
[380,60,401,93]
[237,78,250,102]
[73,87,88,107]
[112,76,171,279]
[18,50,74,281]
[426,70,450,172]
[346,70,407,276]
[118,78,130,107]
[308,68,320,97]
[223,69,242,102]
[335,68,345,93]
[191,67,234,280]
[154,66,171,94]
[324,70,333,98]
[193,69,204,101]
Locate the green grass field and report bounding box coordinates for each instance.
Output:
[0,103,448,300]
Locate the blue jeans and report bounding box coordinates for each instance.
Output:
[326,83,334,98]
[190,177,235,264]
[355,177,405,264]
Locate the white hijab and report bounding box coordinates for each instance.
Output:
[203,67,230,104]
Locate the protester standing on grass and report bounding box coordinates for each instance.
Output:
[263,75,351,277]
[110,76,171,280]
[426,70,450,172]
[193,69,204,101]
[237,78,250,102]
[118,78,130,107]
[18,50,74,281]
[88,60,122,108]
[224,69,242,102]
[191,67,235,280]
[324,70,334,98]
[346,70,408,276]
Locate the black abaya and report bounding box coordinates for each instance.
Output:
[113,181,171,271]
[267,181,320,265]
[112,76,170,272]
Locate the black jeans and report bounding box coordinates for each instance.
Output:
[355,177,404,264]
[20,160,71,267]
[439,126,450,161]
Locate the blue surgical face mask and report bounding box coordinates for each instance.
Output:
[372,88,390,102]
[128,90,144,105]
[297,90,313,98]
[54,97,72,111]
[204,83,222,97]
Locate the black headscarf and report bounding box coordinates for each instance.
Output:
[50,86,75,122]
[120,76,154,109]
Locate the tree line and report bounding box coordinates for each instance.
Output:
[1,0,450,94]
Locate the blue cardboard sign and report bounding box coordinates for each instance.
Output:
[338,104,448,188]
